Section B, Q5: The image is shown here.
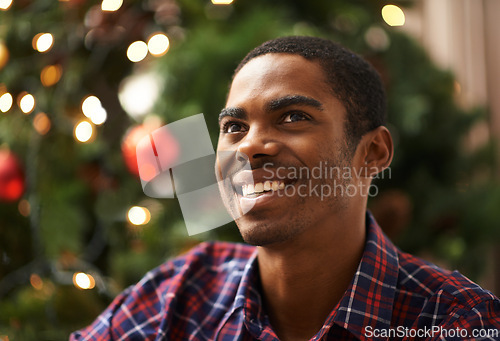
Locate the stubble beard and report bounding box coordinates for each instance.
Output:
[236,148,353,247]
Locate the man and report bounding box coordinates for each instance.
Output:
[71,36,500,340]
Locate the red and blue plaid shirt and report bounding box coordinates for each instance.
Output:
[71,213,500,340]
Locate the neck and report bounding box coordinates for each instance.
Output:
[257,210,366,341]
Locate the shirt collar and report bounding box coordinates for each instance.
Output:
[228,249,267,337]
[228,211,400,340]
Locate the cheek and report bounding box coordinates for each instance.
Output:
[288,135,336,161]
[216,138,234,152]
[316,138,351,167]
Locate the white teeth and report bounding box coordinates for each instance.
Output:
[247,184,254,194]
[241,181,286,197]
[254,183,264,193]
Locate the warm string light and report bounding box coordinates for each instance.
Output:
[0,0,13,10]
[0,92,13,113]
[33,112,51,135]
[18,92,36,114]
[101,0,123,12]
[118,73,161,119]
[74,121,94,143]
[1,86,51,133]
[72,272,96,290]
[0,86,40,115]
[127,41,148,63]
[211,0,234,4]
[127,33,170,62]
[32,33,54,53]
[0,41,9,69]
[381,5,405,27]
[72,95,109,144]
[40,64,63,87]
[81,95,107,125]
[127,206,151,225]
[147,33,170,57]
[30,274,44,290]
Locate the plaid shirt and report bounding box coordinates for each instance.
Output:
[71,213,500,340]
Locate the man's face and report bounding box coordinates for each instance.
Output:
[217,53,354,246]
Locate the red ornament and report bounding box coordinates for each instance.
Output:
[0,149,25,202]
[122,125,153,176]
[121,123,179,179]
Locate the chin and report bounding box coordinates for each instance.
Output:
[236,218,306,247]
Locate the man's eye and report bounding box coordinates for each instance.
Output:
[283,112,310,123]
[222,122,244,133]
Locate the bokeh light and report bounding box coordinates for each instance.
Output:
[364,26,390,51]
[82,95,107,125]
[19,93,35,114]
[382,5,405,27]
[127,206,151,225]
[33,33,54,53]
[30,274,44,290]
[82,95,101,117]
[0,41,9,69]
[127,41,148,62]
[33,112,51,135]
[147,33,170,57]
[0,0,13,10]
[40,65,63,87]
[73,272,95,290]
[101,0,123,12]
[74,121,94,143]
[0,92,13,112]
[90,107,107,125]
[211,0,234,4]
[118,72,161,119]
[18,199,31,217]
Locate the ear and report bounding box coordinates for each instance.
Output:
[355,126,393,178]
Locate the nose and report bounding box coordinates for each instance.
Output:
[237,125,280,162]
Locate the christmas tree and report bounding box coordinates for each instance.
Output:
[0,0,498,339]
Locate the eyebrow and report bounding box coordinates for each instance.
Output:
[219,94,324,123]
[219,107,247,123]
[267,95,324,112]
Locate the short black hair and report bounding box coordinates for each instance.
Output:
[234,36,386,150]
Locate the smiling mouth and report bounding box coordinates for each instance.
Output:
[240,180,286,198]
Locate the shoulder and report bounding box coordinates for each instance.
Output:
[150,240,256,277]
[151,242,255,286]
[70,241,256,340]
[126,240,256,301]
[395,249,500,330]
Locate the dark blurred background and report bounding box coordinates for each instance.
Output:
[0,0,499,339]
